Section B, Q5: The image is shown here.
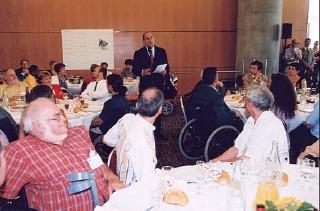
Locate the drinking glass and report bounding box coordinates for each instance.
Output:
[208,162,222,188]
[297,158,316,186]
[161,166,175,191]
[63,93,69,101]
[64,102,70,112]
[195,161,208,194]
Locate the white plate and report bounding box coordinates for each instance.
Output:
[67,113,81,119]
[84,106,102,112]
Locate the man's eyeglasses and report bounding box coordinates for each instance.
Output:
[45,111,64,122]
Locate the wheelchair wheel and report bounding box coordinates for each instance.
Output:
[178,119,206,160]
[204,126,239,161]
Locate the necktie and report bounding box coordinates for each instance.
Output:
[148,47,154,66]
[94,81,98,91]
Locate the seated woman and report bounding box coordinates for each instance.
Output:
[81,67,111,102]
[269,73,298,132]
[39,71,64,99]
[286,63,307,89]
[27,84,55,103]
[90,74,129,139]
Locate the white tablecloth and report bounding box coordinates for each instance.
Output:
[96,163,319,211]
[66,81,83,96]
[123,79,139,96]
[224,95,312,132]
[7,100,102,130]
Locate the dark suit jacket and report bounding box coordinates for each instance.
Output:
[132,46,170,77]
[189,82,236,127]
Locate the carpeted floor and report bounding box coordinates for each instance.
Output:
[155,97,195,168]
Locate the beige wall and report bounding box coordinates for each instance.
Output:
[282,0,309,48]
[0,0,309,94]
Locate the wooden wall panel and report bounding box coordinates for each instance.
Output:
[0,0,310,94]
[282,0,309,44]
[113,31,236,69]
[46,0,237,32]
[0,0,48,32]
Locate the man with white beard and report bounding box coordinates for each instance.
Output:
[1,98,124,210]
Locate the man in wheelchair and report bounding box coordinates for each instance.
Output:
[178,67,243,160]
[187,67,243,133]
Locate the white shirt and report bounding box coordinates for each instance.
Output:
[81,79,111,102]
[103,113,157,185]
[234,111,289,162]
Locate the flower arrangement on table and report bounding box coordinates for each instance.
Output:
[256,196,317,211]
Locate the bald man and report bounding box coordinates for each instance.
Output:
[1,98,124,210]
[103,88,164,185]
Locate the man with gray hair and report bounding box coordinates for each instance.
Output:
[103,87,164,185]
[211,86,288,162]
[1,98,124,210]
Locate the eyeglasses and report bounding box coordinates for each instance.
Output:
[45,111,64,122]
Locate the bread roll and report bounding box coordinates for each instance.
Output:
[73,106,82,113]
[163,189,188,206]
[217,170,230,185]
[82,103,89,108]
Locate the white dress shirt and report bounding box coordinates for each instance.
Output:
[234,111,289,162]
[103,113,157,185]
[81,79,111,102]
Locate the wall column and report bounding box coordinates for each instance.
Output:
[236,0,283,77]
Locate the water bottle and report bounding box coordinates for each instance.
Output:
[3,91,9,109]
[226,162,246,211]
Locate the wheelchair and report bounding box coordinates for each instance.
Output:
[179,95,240,161]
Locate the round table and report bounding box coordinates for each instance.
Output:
[224,94,314,132]
[96,163,319,211]
[6,100,102,130]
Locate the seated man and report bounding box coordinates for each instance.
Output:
[0,68,28,100]
[242,60,268,90]
[103,88,164,185]
[82,67,111,102]
[1,98,124,210]
[188,67,242,135]
[121,59,136,79]
[54,63,69,92]
[211,86,288,162]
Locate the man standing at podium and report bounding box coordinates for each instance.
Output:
[132,32,169,139]
[132,32,170,93]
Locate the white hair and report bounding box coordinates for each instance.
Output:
[23,116,33,133]
[246,85,274,111]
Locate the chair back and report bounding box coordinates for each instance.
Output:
[68,172,100,209]
[107,148,117,175]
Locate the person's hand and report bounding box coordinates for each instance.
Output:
[255,73,263,82]
[235,111,242,118]
[142,69,152,76]
[107,174,126,196]
[0,150,6,186]
[225,90,231,96]
[216,80,224,87]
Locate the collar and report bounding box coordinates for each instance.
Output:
[135,114,155,131]
[247,110,272,126]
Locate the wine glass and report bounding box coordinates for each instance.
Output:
[195,160,207,194]
[64,102,70,112]
[63,93,69,101]
[208,162,222,188]
[161,166,175,191]
[297,158,315,187]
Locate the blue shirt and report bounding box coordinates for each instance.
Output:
[306,101,319,138]
[98,94,129,134]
